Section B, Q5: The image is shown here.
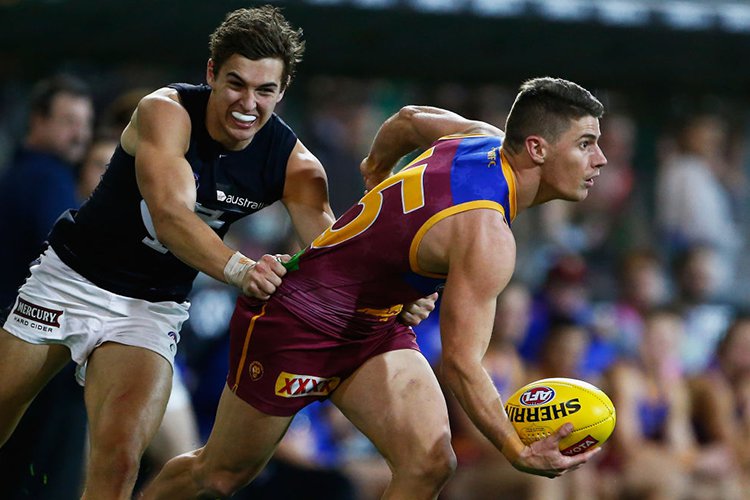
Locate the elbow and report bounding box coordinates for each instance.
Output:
[393,105,428,134]
[394,105,433,148]
[396,105,422,122]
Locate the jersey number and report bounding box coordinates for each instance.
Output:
[140,200,227,254]
[311,149,432,249]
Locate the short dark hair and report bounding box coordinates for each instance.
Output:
[209,5,305,89]
[29,74,91,118]
[503,77,604,154]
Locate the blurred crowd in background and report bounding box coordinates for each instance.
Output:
[2,67,750,499]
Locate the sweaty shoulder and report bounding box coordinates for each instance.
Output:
[121,87,189,155]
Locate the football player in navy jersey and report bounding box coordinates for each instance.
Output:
[0,6,433,499]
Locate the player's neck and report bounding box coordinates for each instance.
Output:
[502,149,538,211]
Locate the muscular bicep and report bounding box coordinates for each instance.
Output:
[439,210,516,366]
[282,140,335,247]
[133,94,196,217]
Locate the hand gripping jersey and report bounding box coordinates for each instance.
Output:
[270,134,516,336]
[47,84,297,302]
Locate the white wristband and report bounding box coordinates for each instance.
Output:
[223,251,254,289]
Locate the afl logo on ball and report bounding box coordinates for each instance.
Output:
[520,386,556,406]
[249,361,264,381]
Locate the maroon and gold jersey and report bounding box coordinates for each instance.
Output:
[272,133,516,333]
[230,134,517,415]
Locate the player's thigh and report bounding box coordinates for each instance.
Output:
[197,385,293,477]
[330,349,452,466]
[0,326,70,404]
[84,342,174,450]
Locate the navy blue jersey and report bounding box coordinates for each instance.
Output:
[48,83,297,302]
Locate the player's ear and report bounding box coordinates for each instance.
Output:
[206,59,216,87]
[526,136,548,164]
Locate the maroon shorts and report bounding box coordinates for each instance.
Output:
[227,296,419,416]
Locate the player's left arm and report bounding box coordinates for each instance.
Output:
[281,140,336,247]
[439,209,598,477]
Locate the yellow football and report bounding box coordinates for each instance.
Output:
[504,377,616,455]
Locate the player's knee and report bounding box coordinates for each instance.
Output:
[88,428,145,481]
[426,440,457,485]
[198,468,254,499]
[92,444,141,484]
[400,433,457,486]
[193,455,260,499]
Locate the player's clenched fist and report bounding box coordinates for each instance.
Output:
[224,252,291,299]
[360,156,392,192]
[399,292,438,326]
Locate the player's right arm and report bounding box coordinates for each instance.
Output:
[360,105,503,190]
[127,89,285,298]
[435,209,599,478]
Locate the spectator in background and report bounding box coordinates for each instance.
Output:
[671,245,734,375]
[600,307,695,499]
[0,74,93,499]
[528,317,593,383]
[519,253,593,363]
[708,316,750,492]
[99,87,151,136]
[687,314,749,499]
[656,112,742,293]
[303,77,378,215]
[592,248,670,360]
[77,133,119,202]
[0,74,93,307]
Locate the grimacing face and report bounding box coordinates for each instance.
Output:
[205,54,286,151]
[542,116,608,202]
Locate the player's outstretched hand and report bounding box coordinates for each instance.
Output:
[241,254,290,300]
[399,292,439,326]
[510,423,601,478]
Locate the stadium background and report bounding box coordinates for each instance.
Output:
[2,0,750,498]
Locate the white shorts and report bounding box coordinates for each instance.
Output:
[3,247,190,385]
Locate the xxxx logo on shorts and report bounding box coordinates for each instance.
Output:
[274,371,340,398]
[13,298,63,327]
